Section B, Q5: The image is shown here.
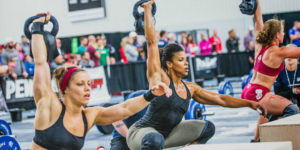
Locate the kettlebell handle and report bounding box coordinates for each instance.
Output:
[24,14,59,40]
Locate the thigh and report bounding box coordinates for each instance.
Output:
[126,124,160,150]
[165,120,206,148]
[260,93,293,115]
[110,137,129,150]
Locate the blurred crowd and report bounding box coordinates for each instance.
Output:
[1,20,299,79]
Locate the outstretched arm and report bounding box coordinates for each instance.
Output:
[142,0,163,87]
[93,82,172,125]
[189,82,267,113]
[31,12,56,103]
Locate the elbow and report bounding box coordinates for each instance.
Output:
[218,95,228,107]
[146,39,156,46]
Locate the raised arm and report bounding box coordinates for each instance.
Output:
[142,0,164,87]
[254,0,263,36]
[31,13,56,103]
[92,82,172,125]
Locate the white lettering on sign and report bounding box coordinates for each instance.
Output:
[15,79,25,98]
[6,80,15,99]
[5,79,34,100]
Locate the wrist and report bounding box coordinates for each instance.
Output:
[31,22,44,34]
[143,90,156,102]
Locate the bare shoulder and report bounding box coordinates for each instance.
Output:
[184,81,203,96]
[84,106,104,128]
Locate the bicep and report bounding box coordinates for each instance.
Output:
[192,84,225,106]
[33,63,54,102]
[94,105,125,125]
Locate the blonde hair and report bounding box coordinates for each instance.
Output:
[53,65,85,97]
[256,19,283,47]
[120,36,130,47]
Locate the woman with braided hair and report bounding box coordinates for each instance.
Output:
[241,0,300,142]
[29,12,172,150]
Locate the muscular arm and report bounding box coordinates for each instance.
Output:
[254,0,263,36]
[93,95,150,125]
[190,82,256,109]
[143,0,163,87]
[31,16,56,104]
[112,120,128,137]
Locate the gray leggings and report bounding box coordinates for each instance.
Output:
[126,120,214,150]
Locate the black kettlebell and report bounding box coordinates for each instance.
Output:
[239,0,257,15]
[24,14,60,62]
[133,0,157,35]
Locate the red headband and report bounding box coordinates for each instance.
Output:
[60,67,78,94]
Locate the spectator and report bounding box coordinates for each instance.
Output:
[129,31,144,61]
[158,30,168,48]
[124,36,139,62]
[15,42,24,61]
[66,53,81,66]
[1,38,28,79]
[24,55,35,75]
[86,35,100,66]
[120,37,128,64]
[247,41,255,68]
[244,27,254,50]
[56,38,65,56]
[168,32,178,44]
[0,45,4,64]
[77,37,88,55]
[226,29,240,53]
[274,57,300,109]
[7,59,17,79]
[187,34,199,56]
[97,38,110,66]
[289,21,300,47]
[88,35,98,49]
[79,52,95,68]
[199,33,212,56]
[209,29,222,53]
[180,37,190,55]
[102,36,117,65]
[21,35,30,56]
[181,31,187,40]
[50,55,64,72]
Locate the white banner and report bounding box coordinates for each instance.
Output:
[4,66,110,106]
[85,66,111,106]
[51,66,111,106]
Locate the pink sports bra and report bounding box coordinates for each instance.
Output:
[254,44,284,76]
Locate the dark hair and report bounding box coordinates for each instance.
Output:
[187,34,194,43]
[160,44,184,70]
[256,19,283,47]
[160,30,166,38]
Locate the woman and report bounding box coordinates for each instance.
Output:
[199,33,212,56]
[126,1,266,150]
[187,34,198,56]
[30,12,172,150]
[241,0,300,142]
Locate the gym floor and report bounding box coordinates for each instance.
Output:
[11,77,260,150]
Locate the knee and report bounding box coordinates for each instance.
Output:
[141,132,164,150]
[283,104,300,117]
[195,120,215,144]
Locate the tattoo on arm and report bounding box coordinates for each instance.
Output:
[115,123,125,128]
